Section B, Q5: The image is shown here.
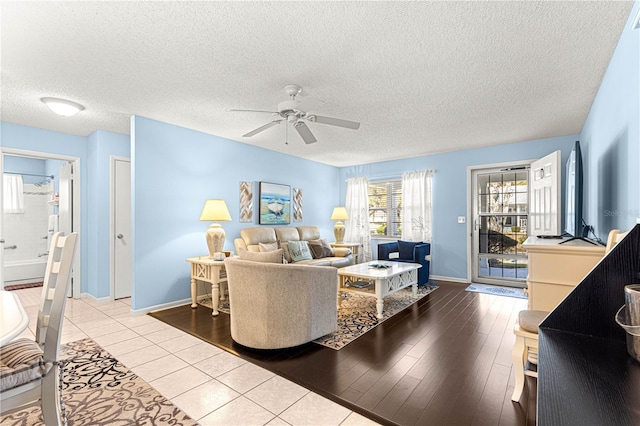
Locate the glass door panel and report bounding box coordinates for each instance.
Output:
[473,167,529,287]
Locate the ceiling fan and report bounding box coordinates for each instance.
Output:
[228,84,360,144]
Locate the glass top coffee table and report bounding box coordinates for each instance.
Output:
[337,260,422,319]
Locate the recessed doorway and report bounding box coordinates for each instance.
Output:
[470,163,530,288]
[1,149,81,297]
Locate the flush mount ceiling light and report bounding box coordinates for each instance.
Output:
[41,97,85,116]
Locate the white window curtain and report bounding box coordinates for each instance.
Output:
[344,176,372,262]
[401,170,433,242]
[3,174,25,213]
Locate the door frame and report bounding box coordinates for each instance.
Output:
[466,159,533,286]
[0,148,82,297]
[109,155,131,300]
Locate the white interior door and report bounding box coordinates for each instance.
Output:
[113,158,132,299]
[58,163,72,235]
[58,162,76,296]
[0,156,5,288]
[529,150,561,237]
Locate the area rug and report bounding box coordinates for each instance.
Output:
[199,285,438,350]
[465,283,527,299]
[4,281,44,291]
[0,338,197,426]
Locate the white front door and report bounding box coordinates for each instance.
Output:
[471,165,530,287]
[113,158,132,299]
[529,150,561,237]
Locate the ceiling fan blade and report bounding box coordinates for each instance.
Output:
[227,108,278,114]
[309,115,360,130]
[243,120,281,137]
[294,121,317,144]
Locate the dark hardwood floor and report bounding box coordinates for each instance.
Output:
[150,281,536,426]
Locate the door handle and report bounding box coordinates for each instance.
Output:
[117,234,124,239]
[0,239,4,243]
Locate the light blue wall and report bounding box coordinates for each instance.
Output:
[3,156,46,184]
[338,135,577,281]
[131,116,339,310]
[1,122,129,297]
[581,1,640,240]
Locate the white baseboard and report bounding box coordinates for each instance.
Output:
[79,292,111,303]
[430,275,469,284]
[136,298,192,316]
[78,293,196,317]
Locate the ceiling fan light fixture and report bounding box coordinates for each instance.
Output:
[232,84,360,143]
[41,97,85,116]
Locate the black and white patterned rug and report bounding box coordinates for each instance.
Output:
[0,338,197,425]
[200,284,438,350]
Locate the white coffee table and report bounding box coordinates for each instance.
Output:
[338,260,421,319]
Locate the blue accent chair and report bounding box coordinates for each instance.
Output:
[377,241,431,285]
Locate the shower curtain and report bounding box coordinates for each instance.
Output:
[3,174,25,213]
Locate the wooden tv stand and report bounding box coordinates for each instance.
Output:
[522,236,606,311]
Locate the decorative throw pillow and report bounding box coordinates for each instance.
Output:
[287,240,313,262]
[280,241,292,263]
[258,241,278,252]
[398,240,422,260]
[238,248,283,264]
[308,239,334,259]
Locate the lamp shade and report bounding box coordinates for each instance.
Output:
[330,207,349,221]
[200,199,232,222]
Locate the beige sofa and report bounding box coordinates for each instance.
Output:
[224,257,338,349]
[233,226,354,267]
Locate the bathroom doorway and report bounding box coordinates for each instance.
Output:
[1,149,81,297]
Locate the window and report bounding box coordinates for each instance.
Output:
[368,180,402,237]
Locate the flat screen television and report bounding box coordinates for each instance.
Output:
[564,140,583,237]
[561,140,594,244]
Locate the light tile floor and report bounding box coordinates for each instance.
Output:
[11,287,379,426]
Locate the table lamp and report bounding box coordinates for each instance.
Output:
[200,199,232,258]
[330,206,349,244]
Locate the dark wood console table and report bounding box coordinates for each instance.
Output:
[538,223,640,425]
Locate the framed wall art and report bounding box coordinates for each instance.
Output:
[239,181,253,223]
[293,187,303,222]
[259,182,291,225]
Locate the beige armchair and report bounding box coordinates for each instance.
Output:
[224,257,338,349]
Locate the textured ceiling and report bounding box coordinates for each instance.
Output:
[1,1,633,167]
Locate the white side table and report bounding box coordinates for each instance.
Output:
[186,256,228,316]
[331,242,364,264]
